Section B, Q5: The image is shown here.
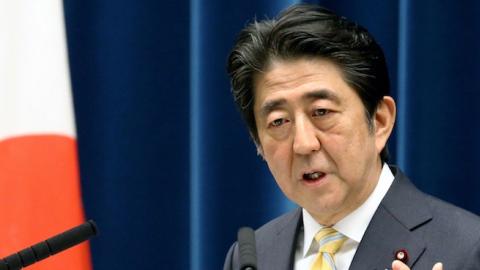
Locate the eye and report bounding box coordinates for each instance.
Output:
[313,108,330,117]
[269,118,289,127]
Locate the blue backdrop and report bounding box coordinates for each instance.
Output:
[63,0,480,269]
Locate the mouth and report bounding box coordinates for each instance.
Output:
[301,171,326,183]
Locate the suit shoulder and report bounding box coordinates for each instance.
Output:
[425,194,480,234]
[388,167,480,237]
[254,208,301,242]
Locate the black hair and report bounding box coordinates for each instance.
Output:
[227,4,391,161]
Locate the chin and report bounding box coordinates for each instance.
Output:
[308,198,345,215]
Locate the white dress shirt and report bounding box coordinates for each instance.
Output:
[294,164,395,270]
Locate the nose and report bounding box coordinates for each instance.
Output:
[292,116,321,155]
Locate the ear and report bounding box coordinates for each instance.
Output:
[374,96,396,154]
[256,146,264,158]
[255,141,265,159]
[250,131,265,158]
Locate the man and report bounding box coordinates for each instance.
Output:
[223,4,480,270]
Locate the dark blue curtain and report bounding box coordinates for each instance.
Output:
[63,0,480,269]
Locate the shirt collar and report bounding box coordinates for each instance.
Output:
[301,163,394,256]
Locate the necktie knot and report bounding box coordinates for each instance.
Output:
[314,227,346,255]
[310,227,346,270]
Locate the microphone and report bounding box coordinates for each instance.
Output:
[0,220,98,270]
[237,227,257,270]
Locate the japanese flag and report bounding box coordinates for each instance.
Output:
[0,0,93,269]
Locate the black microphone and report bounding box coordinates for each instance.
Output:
[0,220,98,270]
[237,227,257,270]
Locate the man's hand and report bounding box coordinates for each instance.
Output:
[392,260,443,270]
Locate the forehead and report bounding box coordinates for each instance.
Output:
[253,58,357,110]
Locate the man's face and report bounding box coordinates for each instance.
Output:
[253,58,393,225]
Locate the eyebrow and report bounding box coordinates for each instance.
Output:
[259,89,341,117]
[304,89,341,105]
[260,98,287,117]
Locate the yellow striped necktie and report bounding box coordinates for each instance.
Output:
[310,227,347,270]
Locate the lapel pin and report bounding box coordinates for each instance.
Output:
[395,249,409,264]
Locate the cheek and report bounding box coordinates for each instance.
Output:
[261,132,288,157]
[322,126,374,169]
[320,132,350,159]
[262,139,292,176]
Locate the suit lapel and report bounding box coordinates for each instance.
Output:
[258,208,302,270]
[349,168,432,270]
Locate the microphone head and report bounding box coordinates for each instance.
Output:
[237,227,257,270]
[87,220,99,236]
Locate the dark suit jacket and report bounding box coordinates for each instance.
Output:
[224,167,480,269]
